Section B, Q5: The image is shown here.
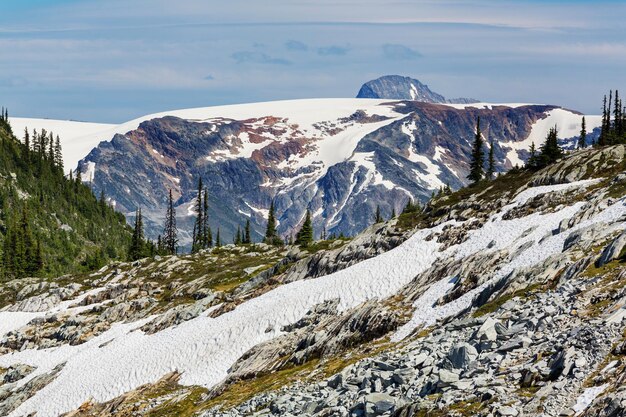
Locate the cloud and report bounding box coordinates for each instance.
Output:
[231,51,291,65]
[317,46,349,56]
[382,44,422,60]
[203,74,214,80]
[285,40,308,51]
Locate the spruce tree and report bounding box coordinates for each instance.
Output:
[215,228,222,247]
[486,138,495,180]
[162,189,178,255]
[537,126,563,167]
[578,117,587,149]
[128,208,146,261]
[191,178,203,253]
[374,205,383,223]
[527,142,538,169]
[467,117,484,184]
[244,219,251,244]
[264,199,279,245]
[295,210,314,247]
[235,226,242,245]
[203,188,211,248]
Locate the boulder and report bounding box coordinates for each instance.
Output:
[596,230,626,267]
[447,343,478,369]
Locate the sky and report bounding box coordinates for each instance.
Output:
[0,0,625,122]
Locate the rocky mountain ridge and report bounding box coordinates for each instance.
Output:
[0,145,624,417]
[74,99,600,246]
[356,75,479,104]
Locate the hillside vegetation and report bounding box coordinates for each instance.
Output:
[0,113,131,280]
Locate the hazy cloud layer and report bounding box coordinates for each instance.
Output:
[0,0,624,121]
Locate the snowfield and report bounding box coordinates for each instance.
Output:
[0,180,624,417]
[9,118,115,171]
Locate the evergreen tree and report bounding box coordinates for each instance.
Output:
[599,95,608,146]
[264,199,280,245]
[526,142,538,169]
[295,210,314,247]
[162,189,178,255]
[537,126,563,167]
[391,207,396,218]
[191,178,204,253]
[578,117,587,149]
[486,138,495,180]
[203,189,211,248]
[467,117,484,184]
[244,219,251,244]
[235,226,242,245]
[215,228,222,247]
[54,135,63,171]
[374,205,383,223]
[128,208,146,261]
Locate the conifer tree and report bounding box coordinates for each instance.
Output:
[526,142,538,170]
[486,138,495,180]
[162,189,178,255]
[391,207,396,218]
[191,178,204,253]
[537,126,563,167]
[235,226,242,245]
[54,135,63,171]
[244,219,251,244]
[264,199,279,245]
[374,205,383,223]
[578,117,587,149]
[128,208,146,261]
[295,210,314,247]
[215,228,222,247]
[467,117,484,184]
[203,188,211,248]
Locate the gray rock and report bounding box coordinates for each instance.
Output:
[596,230,626,267]
[447,343,478,369]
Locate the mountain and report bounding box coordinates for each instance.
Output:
[356,75,479,104]
[0,145,624,417]
[0,114,130,279]
[70,99,598,247]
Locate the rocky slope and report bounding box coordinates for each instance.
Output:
[0,145,625,417]
[356,75,478,104]
[71,99,599,246]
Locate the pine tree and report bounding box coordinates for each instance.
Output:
[203,188,211,248]
[215,228,222,247]
[162,189,178,255]
[374,205,383,223]
[128,208,146,261]
[99,190,107,215]
[599,95,608,146]
[295,210,314,247]
[486,138,495,180]
[527,142,538,169]
[578,117,587,149]
[391,207,396,218]
[191,178,204,253]
[537,126,563,167]
[244,219,251,244]
[54,135,63,171]
[467,117,484,184]
[23,128,30,159]
[235,226,242,245]
[264,199,279,245]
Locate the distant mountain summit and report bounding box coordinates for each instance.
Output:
[356,75,479,104]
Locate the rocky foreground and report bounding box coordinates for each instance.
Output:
[0,146,626,417]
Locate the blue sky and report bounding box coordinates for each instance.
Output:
[1,0,625,122]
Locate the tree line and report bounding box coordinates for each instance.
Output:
[0,109,131,280]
